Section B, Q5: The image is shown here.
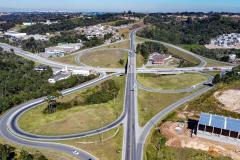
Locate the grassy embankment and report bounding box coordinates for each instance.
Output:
[19,76,125,135]
[57,127,123,160]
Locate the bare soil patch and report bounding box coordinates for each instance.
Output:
[160,122,240,160]
[214,90,240,113]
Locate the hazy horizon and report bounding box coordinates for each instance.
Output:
[0,0,240,13]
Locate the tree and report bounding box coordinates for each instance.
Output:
[44,91,62,114]
[0,144,15,160]
[18,150,33,160]
[119,59,124,65]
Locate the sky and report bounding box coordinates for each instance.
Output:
[0,0,240,12]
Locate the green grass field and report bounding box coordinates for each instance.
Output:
[52,54,76,65]
[18,76,125,135]
[101,40,130,50]
[81,49,128,68]
[138,89,191,126]
[58,127,123,160]
[137,73,208,90]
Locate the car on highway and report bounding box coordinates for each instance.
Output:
[72,150,80,155]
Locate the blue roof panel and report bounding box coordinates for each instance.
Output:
[199,113,210,126]
[226,118,240,132]
[211,115,225,129]
[199,112,240,133]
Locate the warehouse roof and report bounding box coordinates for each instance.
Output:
[199,112,240,132]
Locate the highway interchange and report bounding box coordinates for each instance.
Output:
[0,28,235,160]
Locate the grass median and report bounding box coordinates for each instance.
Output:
[18,76,125,135]
[137,73,208,90]
[138,89,192,127]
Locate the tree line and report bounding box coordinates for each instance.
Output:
[0,143,47,160]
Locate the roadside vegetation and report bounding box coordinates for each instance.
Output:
[58,127,123,160]
[18,76,125,135]
[137,73,208,90]
[0,48,97,114]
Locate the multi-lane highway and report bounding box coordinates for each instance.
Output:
[124,29,138,160]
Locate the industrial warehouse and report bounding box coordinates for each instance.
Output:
[197,112,240,141]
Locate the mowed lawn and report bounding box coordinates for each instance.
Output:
[59,127,123,160]
[81,49,128,68]
[137,73,208,90]
[18,76,125,135]
[138,89,191,127]
[52,54,76,65]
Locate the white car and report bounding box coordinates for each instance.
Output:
[73,150,79,155]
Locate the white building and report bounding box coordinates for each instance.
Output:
[48,67,90,83]
[23,22,36,26]
[45,43,83,57]
[4,31,27,39]
[229,54,237,62]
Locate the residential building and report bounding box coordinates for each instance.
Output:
[209,33,240,48]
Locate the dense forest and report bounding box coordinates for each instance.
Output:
[20,13,121,34]
[0,143,47,160]
[0,48,97,113]
[136,41,168,63]
[139,14,240,45]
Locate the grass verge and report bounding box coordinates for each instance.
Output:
[57,127,123,160]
